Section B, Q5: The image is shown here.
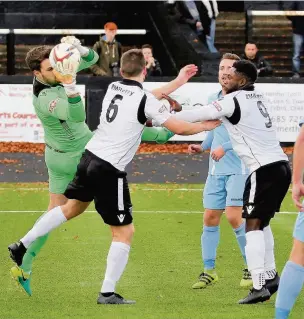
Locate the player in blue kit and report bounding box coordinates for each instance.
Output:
[189,53,252,289]
[275,120,304,318]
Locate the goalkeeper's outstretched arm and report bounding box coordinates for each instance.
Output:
[60,36,99,72]
[141,127,174,144]
[78,49,99,72]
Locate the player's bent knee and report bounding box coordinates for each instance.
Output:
[111,223,135,244]
[48,193,68,211]
[245,218,262,232]
[61,199,90,220]
[204,209,222,226]
[225,207,243,228]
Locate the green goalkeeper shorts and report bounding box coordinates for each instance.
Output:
[45,146,84,194]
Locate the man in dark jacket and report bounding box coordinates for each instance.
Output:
[173,1,219,53]
[283,1,304,78]
[242,43,272,77]
[142,44,162,77]
[91,22,122,77]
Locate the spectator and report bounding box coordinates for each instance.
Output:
[283,1,304,78]
[173,1,219,53]
[90,22,122,77]
[200,0,219,53]
[142,44,162,77]
[241,43,272,77]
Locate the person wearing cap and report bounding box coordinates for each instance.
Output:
[91,22,122,77]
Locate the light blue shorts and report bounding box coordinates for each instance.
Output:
[293,212,304,243]
[203,174,248,210]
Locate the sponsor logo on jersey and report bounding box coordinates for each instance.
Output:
[212,101,222,112]
[246,93,263,99]
[118,214,126,223]
[48,98,59,112]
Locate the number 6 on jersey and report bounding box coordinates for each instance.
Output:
[106,94,123,123]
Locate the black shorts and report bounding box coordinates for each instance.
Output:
[64,150,133,226]
[242,161,291,224]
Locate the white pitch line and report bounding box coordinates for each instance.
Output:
[0,210,298,215]
[0,187,293,192]
[141,188,202,191]
[0,188,48,191]
[0,187,202,191]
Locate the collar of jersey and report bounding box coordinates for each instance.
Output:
[35,77,51,87]
[241,84,255,91]
[120,79,143,89]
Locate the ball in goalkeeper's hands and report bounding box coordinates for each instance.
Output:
[49,43,81,83]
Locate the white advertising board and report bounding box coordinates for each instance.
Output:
[0,84,85,143]
[143,82,304,142]
[0,82,303,143]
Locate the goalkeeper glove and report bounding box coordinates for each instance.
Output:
[62,80,79,96]
[53,58,80,96]
[61,36,89,56]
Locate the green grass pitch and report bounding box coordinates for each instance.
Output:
[0,183,303,319]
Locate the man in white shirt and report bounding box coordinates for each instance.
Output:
[172,59,291,304]
[8,49,220,305]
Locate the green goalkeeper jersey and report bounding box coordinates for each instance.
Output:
[33,49,98,152]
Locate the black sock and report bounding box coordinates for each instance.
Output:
[101,292,114,297]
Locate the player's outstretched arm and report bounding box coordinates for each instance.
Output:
[292,125,304,210]
[61,36,99,72]
[173,99,235,122]
[48,53,86,122]
[151,65,198,99]
[145,92,219,137]
[162,117,220,136]
[77,49,99,71]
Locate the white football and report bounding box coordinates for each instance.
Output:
[49,42,81,68]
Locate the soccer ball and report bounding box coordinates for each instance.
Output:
[49,42,81,69]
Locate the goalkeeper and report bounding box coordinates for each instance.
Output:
[11,36,196,296]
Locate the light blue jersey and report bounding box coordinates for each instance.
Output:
[294,121,304,242]
[201,91,249,176]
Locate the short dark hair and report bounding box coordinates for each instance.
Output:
[246,42,258,48]
[233,60,258,83]
[142,44,153,51]
[25,46,52,71]
[121,49,146,77]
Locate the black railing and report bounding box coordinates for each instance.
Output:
[0,28,147,75]
[1,11,304,75]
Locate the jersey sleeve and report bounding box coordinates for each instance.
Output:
[37,87,86,122]
[141,127,174,144]
[174,95,236,122]
[222,141,233,152]
[201,130,214,150]
[144,93,171,125]
[77,48,99,72]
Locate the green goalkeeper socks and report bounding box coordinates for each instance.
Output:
[142,127,174,144]
[21,234,49,273]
